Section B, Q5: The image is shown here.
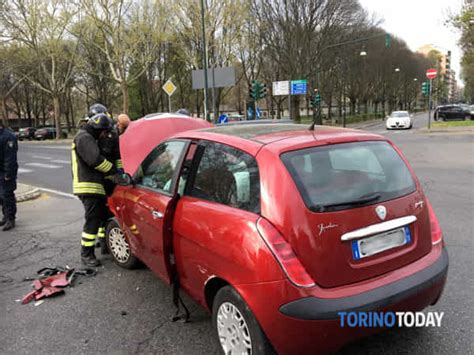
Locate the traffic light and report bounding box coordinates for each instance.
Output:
[249,80,267,100]
[311,90,321,108]
[421,81,430,96]
[385,33,391,48]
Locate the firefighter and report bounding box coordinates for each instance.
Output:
[72,113,116,266]
[0,123,18,231]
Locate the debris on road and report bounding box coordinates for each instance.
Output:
[21,266,97,305]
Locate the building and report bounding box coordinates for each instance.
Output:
[417,45,458,103]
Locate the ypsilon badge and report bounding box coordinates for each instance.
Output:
[375,205,387,220]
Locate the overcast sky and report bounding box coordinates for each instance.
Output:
[359,0,464,84]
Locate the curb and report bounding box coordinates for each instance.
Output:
[16,184,42,203]
[418,127,474,135]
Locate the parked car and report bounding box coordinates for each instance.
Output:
[434,105,472,121]
[106,117,448,354]
[18,127,36,141]
[386,111,412,129]
[34,127,67,140]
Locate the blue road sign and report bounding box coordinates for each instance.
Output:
[218,114,229,124]
[290,80,307,95]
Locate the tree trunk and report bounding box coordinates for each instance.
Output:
[53,95,61,140]
[121,82,129,114]
[1,98,9,127]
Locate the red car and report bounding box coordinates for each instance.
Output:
[107,116,448,354]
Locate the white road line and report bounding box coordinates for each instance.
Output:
[32,155,53,160]
[38,187,77,199]
[25,162,62,169]
[51,160,70,164]
[27,146,70,150]
[18,168,34,174]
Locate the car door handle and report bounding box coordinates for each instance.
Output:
[152,210,164,219]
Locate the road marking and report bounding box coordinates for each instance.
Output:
[25,163,62,169]
[24,146,71,150]
[51,160,70,164]
[18,168,34,174]
[32,155,53,160]
[38,187,77,199]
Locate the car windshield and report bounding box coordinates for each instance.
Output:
[390,112,409,118]
[281,141,416,212]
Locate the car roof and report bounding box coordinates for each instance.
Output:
[173,123,385,156]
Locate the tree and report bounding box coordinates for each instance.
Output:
[0,0,80,137]
[79,0,170,113]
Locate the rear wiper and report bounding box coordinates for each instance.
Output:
[312,193,381,212]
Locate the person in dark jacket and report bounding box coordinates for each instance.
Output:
[0,124,18,231]
[72,113,116,266]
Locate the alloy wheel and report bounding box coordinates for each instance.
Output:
[108,226,130,263]
[217,302,252,354]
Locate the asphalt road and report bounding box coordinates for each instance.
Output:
[2,114,473,354]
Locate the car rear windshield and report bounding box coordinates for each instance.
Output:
[281,141,416,212]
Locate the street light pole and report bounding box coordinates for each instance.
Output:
[200,0,210,121]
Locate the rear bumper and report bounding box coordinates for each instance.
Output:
[280,246,448,320]
[236,245,448,354]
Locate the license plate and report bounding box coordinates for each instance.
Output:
[351,226,411,260]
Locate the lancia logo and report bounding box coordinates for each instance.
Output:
[375,205,387,220]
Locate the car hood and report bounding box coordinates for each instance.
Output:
[387,116,410,124]
[119,115,212,175]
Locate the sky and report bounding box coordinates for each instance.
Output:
[359,0,464,84]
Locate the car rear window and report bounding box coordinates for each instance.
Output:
[281,141,416,212]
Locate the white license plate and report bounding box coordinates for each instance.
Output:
[351,226,411,260]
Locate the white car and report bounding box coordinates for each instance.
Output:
[386,111,413,129]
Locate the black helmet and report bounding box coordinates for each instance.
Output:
[88,103,108,118]
[176,108,190,116]
[87,113,112,130]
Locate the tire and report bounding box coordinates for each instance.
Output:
[106,218,139,269]
[212,286,275,355]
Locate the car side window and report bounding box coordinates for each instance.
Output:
[189,142,260,214]
[134,140,187,194]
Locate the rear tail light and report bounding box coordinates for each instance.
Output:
[256,218,315,288]
[426,199,442,245]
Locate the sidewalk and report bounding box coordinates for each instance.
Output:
[418,126,474,135]
[16,183,42,203]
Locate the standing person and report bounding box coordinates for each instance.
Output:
[0,124,18,231]
[95,113,129,253]
[72,113,116,266]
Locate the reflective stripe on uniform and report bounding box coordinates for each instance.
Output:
[81,232,96,247]
[72,143,106,195]
[95,159,113,173]
[116,159,123,169]
[98,227,105,238]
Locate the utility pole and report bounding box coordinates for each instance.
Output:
[200,0,210,121]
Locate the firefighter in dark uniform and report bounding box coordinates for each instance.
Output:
[0,123,18,231]
[72,113,116,266]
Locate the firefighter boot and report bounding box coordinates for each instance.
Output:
[81,246,101,267]
[2,219,15,231]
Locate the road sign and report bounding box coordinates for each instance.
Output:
[290,80,307,95]
[191,67,236,89]
[272,81,289,96]
[162,79,177,96]
[426,69,437,80]
[218,114,228,124]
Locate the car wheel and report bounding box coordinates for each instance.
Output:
[106,218,139,269]
[213,286,275,355]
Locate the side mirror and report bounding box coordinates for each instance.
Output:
[117,173,133,186]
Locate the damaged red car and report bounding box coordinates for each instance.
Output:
[106,114,448,354]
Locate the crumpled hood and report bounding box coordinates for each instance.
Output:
[119,115,212,174]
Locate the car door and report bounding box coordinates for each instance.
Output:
[121,139,189,283]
